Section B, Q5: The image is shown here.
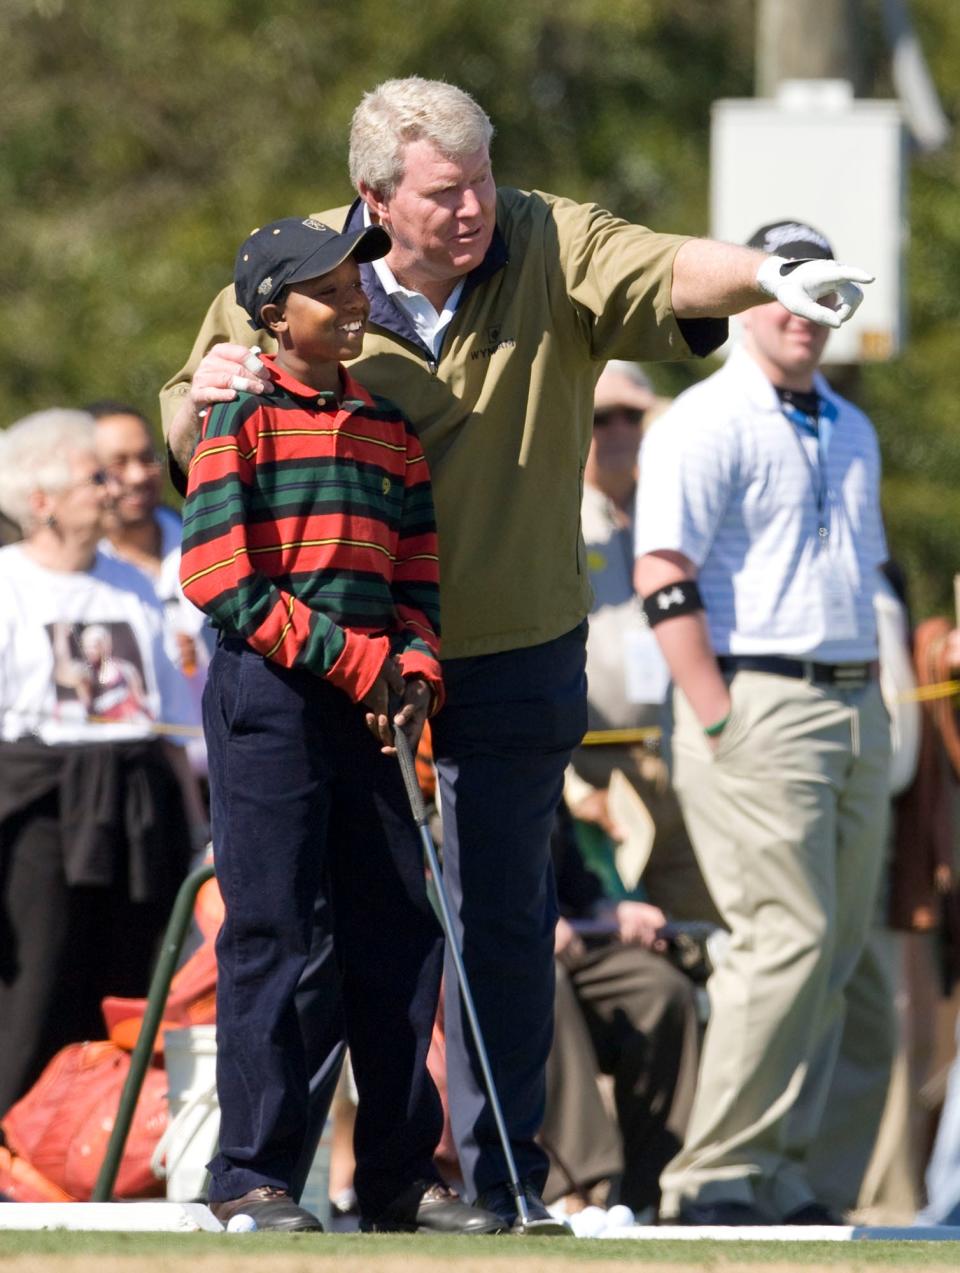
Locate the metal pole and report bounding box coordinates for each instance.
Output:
[756,0,865,97]
[92,862,216,1201]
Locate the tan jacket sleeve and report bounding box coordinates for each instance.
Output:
[547,193,694,363]
[158,284,277,439]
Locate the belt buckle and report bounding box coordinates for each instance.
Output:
[833,662,868,688]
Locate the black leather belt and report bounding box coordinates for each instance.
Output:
[717,655,878,686]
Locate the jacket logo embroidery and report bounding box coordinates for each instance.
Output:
[470,326,516,361]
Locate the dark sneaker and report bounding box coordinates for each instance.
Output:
[675,1199,768,1225]
[362,1180,506,1234]
[474,1180,572,1235]
[209,1185,323,1232]
[783,1201,844,1225]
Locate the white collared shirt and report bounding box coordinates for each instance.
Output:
[362,205,464,357]
[634,345,887,662]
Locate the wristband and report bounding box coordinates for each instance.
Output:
[704,713,730,738]
[642,579,704,628]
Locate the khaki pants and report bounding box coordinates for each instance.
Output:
[808,928,898,1214]
[659,670,890,1220]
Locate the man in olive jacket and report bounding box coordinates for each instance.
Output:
[161,77,872,1232]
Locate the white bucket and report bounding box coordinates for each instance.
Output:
[151,1025,220,1201]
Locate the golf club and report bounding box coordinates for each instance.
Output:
[392,720,567,1235]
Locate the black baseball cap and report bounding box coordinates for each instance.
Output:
[746,219,834,261]
[234,216,392,327]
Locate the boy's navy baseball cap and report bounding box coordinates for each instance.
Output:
[746,219,834,261]
[235,216,392,326]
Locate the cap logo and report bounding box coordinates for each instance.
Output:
[302,217,332,233]
[257,277,273,295]
[762,222,831,255]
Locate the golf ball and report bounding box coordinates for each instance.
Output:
[605,1204,635,1229]
[226,1213,258,1233]
[569,1205,607,1237]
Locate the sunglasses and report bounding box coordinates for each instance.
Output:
[593,407,645,428]
[104,452,163,478]
[71,469,110,488]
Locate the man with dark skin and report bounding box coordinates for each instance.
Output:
[90,403,209,840]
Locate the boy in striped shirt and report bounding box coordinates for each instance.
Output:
[180,218,501,1236]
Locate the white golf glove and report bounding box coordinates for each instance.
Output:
[756,256,874,329]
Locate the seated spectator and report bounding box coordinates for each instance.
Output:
[0,408,192,1115]
[540,802,700,1218]
[916,623,960,1226]
[568,361,718,923]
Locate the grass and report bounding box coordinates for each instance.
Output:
[1,1232,960,1270]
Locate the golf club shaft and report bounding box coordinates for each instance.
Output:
[393,724,532,1230]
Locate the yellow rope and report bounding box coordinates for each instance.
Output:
[579,679,960,747]
[581,726,662,746]
[85,716,204,737]
[22,677,960,746]
[897,679,960,703]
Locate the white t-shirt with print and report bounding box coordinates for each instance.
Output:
[99,506,212,764]
[0,543,191,745]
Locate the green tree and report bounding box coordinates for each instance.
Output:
[0,0,955,613]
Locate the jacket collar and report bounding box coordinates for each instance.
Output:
[341,197,509,361]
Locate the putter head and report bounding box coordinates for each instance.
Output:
[478,1183,573,1236]
[512,1214,573,1236]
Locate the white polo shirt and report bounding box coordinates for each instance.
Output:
[634,345,887,662]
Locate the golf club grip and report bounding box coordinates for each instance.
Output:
[393,725,428,825]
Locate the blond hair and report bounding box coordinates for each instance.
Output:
[349,76,494,197]
[0,408,96,531]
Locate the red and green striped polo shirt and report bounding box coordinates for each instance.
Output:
[179,357,443,707]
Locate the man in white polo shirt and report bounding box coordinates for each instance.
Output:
[634,220,891,1226]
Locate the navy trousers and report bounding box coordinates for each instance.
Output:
[431,622,588,1198]
[203,639,444,1216]
[287,893,346,1201]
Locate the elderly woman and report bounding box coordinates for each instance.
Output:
[0,408,191,1114]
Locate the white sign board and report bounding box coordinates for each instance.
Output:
[711,81,906,363]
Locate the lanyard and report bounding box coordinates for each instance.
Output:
[780,397,839,542]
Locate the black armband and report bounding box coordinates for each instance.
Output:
[642,580,704,628]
